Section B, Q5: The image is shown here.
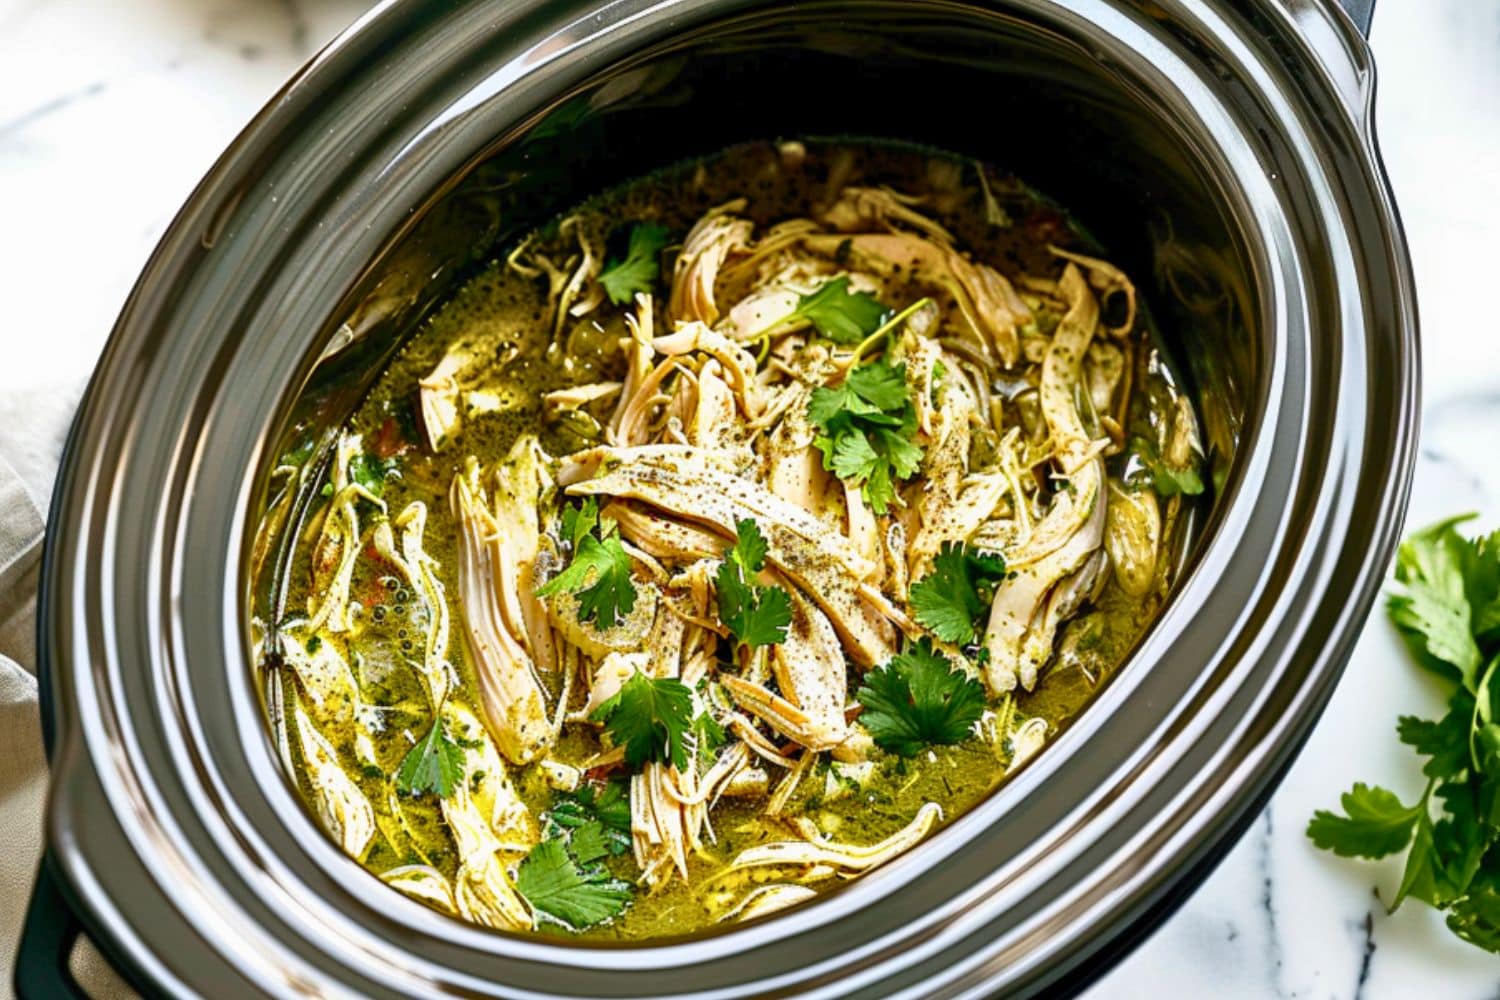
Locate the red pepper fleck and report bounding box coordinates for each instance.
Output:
[370,416,410,459]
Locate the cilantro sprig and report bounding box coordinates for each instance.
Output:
[771,276,889,344]
[599,222,669,305]
[1308,514,1500,954]
[715,519,792,648]
[909,542,1008,645]
[807,360,925,514]
[591,671,696,771]
[537,497,638,629]
[855,638,986,757]
[394,716,465,798]
[516,835,632,930]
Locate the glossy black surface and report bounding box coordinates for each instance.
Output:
[29,1,1415,997]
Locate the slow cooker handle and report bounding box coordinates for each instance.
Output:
[1335,0,1374,35]
[13,858,92,999]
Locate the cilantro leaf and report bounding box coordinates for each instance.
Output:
[1448,882,1500,952]
[1430,781,1488,902]
[590,671,695,771]
[561,496,600,548]
[716,567,792,647]
[1398,693,1473,779]
[1307,783,1422,859]
[537,501,637,629]
[691,711,727,764]
[715,519,793,648]
[1465,529,1500,643]
[543,535,635,627]
[843,358,910,409]
[588,780,633,833]
[855,638,986,757]
[779,276,888,344]
[1389,783,1487,910]
[807,382,880,427]
[910,543,1008,644]
[325,451,401,499]
[1388,514,1483,685]
[808,361,925,515]
[1393,800,1441,908]
[568,820,611,865]
[1153,463,1205,496]
[395,719,465,798]
[1478,730,1500,803]
[549,781,631,856]
[598,222,669,305]
[726,516,770,575]
[827,428,880,481]
[515,839,632,930]
[877,426,925,480]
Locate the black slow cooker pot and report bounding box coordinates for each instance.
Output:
[19,0,1414,996]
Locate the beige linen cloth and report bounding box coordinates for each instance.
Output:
[0,455,132,998]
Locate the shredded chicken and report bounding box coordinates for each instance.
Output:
[450,442,555,764]
[268,145,1193,939]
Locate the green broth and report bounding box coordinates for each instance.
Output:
[255,139,1196,941]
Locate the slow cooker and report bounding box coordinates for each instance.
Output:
[18,0,1414,996]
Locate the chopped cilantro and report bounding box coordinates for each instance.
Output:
[394,718,465,798]
[909,542,1007,644]
[1125,435,1203,497]
[515,838,631,930]
[855,638,986,757]
[1153,463,1205,497]
[350,452,400,496]
[280,439,315,467]
[715,519,792,648]
[599,222,670,305]
[1308,514,1500,955]
[537,498,637,629]
[807,360,925,514]
[590,671,695,771]
[322,450,399,500]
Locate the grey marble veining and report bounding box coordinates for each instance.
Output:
[1,0,1498,995]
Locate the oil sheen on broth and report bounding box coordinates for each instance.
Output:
[252,141,1203,941]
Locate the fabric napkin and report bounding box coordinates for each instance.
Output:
[0,453,133,998]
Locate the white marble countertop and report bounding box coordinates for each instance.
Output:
[2,0,1497,996]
